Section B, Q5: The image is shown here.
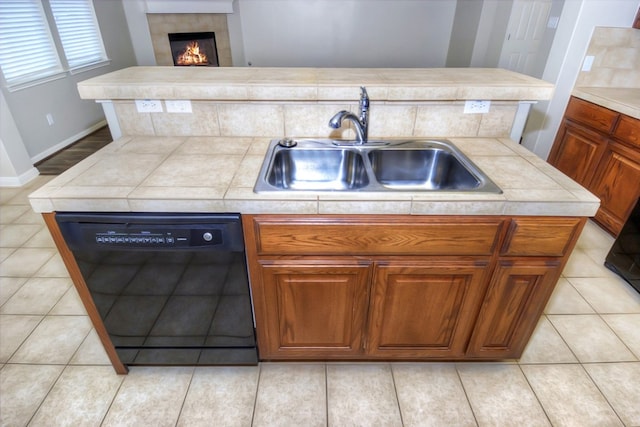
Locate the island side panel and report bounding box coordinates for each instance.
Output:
[42,213,128,374]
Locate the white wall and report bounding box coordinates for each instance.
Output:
[0,0,137,184]
[238,0,456,67]
[0,92,39,186]
[522,0,639,159]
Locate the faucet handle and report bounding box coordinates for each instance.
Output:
[359,86,369,108]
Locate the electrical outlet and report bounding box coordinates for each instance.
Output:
[46,113,54,126]
[165,100,192,113]
[582,56,595,72]
[135,99,163,113]
[464,100,491,114]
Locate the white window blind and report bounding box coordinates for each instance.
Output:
[50,0,107,70]
[0,0,63,87]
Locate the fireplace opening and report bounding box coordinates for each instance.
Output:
[168,32,219,66]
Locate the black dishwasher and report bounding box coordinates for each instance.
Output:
[55,212,258,366]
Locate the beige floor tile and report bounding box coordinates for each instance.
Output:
[253,363,326,427]
[0,205,31,224]
[102,366,193,427]
[0,224,41,248]
[29,365,123,427]
[562,249,616,278]
[10,315,92,364]
[0,248,55,277]
[602,314,640,358]
[22,227,55,248]
[178,366,259,427]
[457,363,549,427]
[393,363,476,427]
[14,208,46,225]
[33,253,70,278]
[569,277,640,313]
[522,364,623,427]
[0,364,63,427]
[548,314,637,363]
[584,362,640,426]
[0,246,15,263]
[0,277,71,315]
[576,221,614,250]
[0,277,27,306]
[518,316,577,364]
[49,285,87,315]
[545,277,594,314]
[327,364,402,427]
[69,328,112,365]
[0,315,42,363]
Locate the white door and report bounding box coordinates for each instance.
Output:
[498,0,552,75]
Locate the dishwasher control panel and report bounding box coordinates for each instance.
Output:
[55,213,245,252]
[94,229,222,247]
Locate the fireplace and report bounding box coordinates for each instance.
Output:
[168,32,219,66]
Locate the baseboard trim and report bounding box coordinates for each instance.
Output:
[31,120,108,164]
[0,166,40,187]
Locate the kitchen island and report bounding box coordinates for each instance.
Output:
[29,67,599,372]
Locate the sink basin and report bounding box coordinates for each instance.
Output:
[266,147,369,190]
[369,147,482,190]
[254,139,501,193]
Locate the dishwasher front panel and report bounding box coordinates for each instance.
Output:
[55,212,258,366]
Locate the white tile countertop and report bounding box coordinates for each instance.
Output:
[572,87,640,120]
[29,136,599,217]
[76,67,555,101]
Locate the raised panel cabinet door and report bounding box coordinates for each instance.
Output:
[366,260,491,358]
[590,142,640,235]
[258,260,372,359]
[466,259,562,359]
[548,120,607,187]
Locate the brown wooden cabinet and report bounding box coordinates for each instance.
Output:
[466,259,562,358]
[243,215,585,361]
[257,260,371,358]
[549,96,640,235]
[367,259,490,358]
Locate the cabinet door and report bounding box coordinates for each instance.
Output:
[466,259,562,359]
[258,260,372,359]
[548,120,607,187]
[366,260,491,358]
[590,142,640,235]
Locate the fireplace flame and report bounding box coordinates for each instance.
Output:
[177,41,208,66]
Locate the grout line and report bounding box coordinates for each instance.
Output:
[453,363,480,427]
[517,364,554,426]
[325,364,329,427]
[250,363,262,426]
[388,363,405,427]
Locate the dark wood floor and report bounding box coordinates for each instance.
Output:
[35,126,113,175]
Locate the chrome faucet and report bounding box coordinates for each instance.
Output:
[329,86,369,144]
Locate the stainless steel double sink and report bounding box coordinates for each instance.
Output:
[254,139,502,193]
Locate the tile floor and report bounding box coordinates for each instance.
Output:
[1,177,639,427]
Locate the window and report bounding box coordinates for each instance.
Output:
[50,0,107,70]
[0,0,63,87]
[0,0,108,89]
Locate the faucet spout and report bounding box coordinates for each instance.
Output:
[328,86,370,144]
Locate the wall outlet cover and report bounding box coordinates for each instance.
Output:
[135,99,163,113]
[165,100,192,113]
[582,56,595,72]
[464,100,491,114]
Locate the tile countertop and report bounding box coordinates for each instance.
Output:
[76,67,555,101]
[572,87,640,120]
[28,136,599,217]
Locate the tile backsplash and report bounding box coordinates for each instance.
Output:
[113,100,519,139]
[576,27,640,88]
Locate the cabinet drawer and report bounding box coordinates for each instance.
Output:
[613,115,640,149]
[565,97,618,133]
[251,216,504,256]
[501,217,584,256]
